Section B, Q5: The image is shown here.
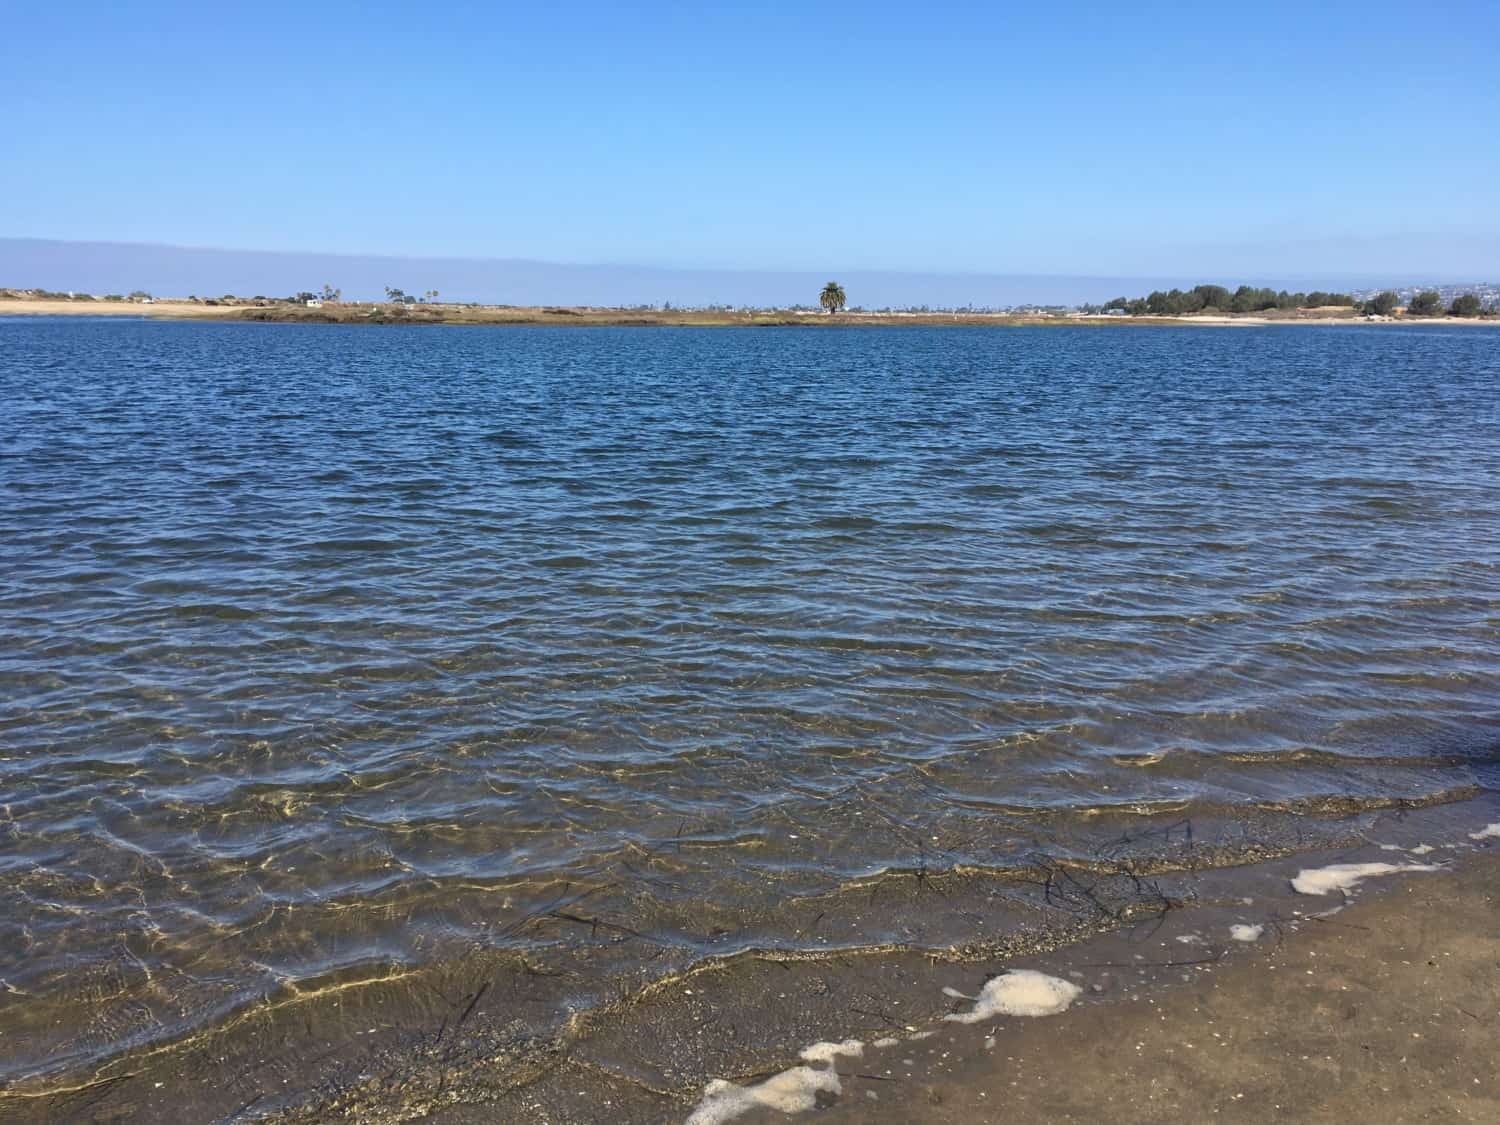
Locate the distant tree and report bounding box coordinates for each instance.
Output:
[1407,290,1443,317]
[1448,293,1482,318]
[1192,284,1231,312]
[1363,291,1399,316]
[384,286,408,303]
[1304,291,1355,307]
[321,284,341,302]
[1225,286,1279,313]
[424,289,439,303]
[128,290,151,301]
[819,281,846,314]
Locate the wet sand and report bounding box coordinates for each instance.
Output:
[8,806,1496,1124]
[7,826,1496,1125]
[753,853,1500,1125]
[425,808,1500,1125]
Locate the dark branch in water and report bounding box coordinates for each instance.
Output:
[1075,949,1227,969]
[457,980,490,1029]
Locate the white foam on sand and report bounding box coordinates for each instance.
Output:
[685,1040,863,1125]
[1468,823,1500,841]
[943,969,1082,1024]
[798,1039,864,1066]
[1290,862,1439,896]
[1228,924,1263,942]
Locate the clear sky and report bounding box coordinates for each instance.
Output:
[4,0,1498,280]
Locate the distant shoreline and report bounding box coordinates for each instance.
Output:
[4,295,1499,328]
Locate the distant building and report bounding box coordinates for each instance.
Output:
[305,298,323,308]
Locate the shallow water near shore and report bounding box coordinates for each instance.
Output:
[2,320,1498,1117]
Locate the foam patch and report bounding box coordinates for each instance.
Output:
[685,1040,863,1124]
[799,1039,863,1065]
[1290,862,1438,896]
[686,1067,841,1125]
[1229,924,1263,942]
[1469,823,1500,841]
[944,969,1081,1023]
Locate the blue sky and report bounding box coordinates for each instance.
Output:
[4,1,1498,280]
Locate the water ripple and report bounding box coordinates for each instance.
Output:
[1,319,1498,1088]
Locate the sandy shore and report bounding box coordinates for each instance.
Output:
[0,299,1187,327]
[411,825,1498,1125]
[7,801,1496,1125]
[791,853,1499,1125]
[4,297,1497,328]
[0,298,238,318]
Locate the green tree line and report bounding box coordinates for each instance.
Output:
[1105,283,1495,318]
[1398,291,1494,318]
[1361,290,1493,317]
[1104,285,1356,316]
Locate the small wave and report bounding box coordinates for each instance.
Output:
[299,537,403,553]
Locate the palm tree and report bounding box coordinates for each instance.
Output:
[820,281,846,315]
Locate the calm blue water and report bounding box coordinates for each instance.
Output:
[2,319,1498,1098]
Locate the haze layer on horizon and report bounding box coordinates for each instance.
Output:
[3,2,1497,283]
[1,238,1447,309]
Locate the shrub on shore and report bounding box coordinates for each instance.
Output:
[1406,291,1444,317]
